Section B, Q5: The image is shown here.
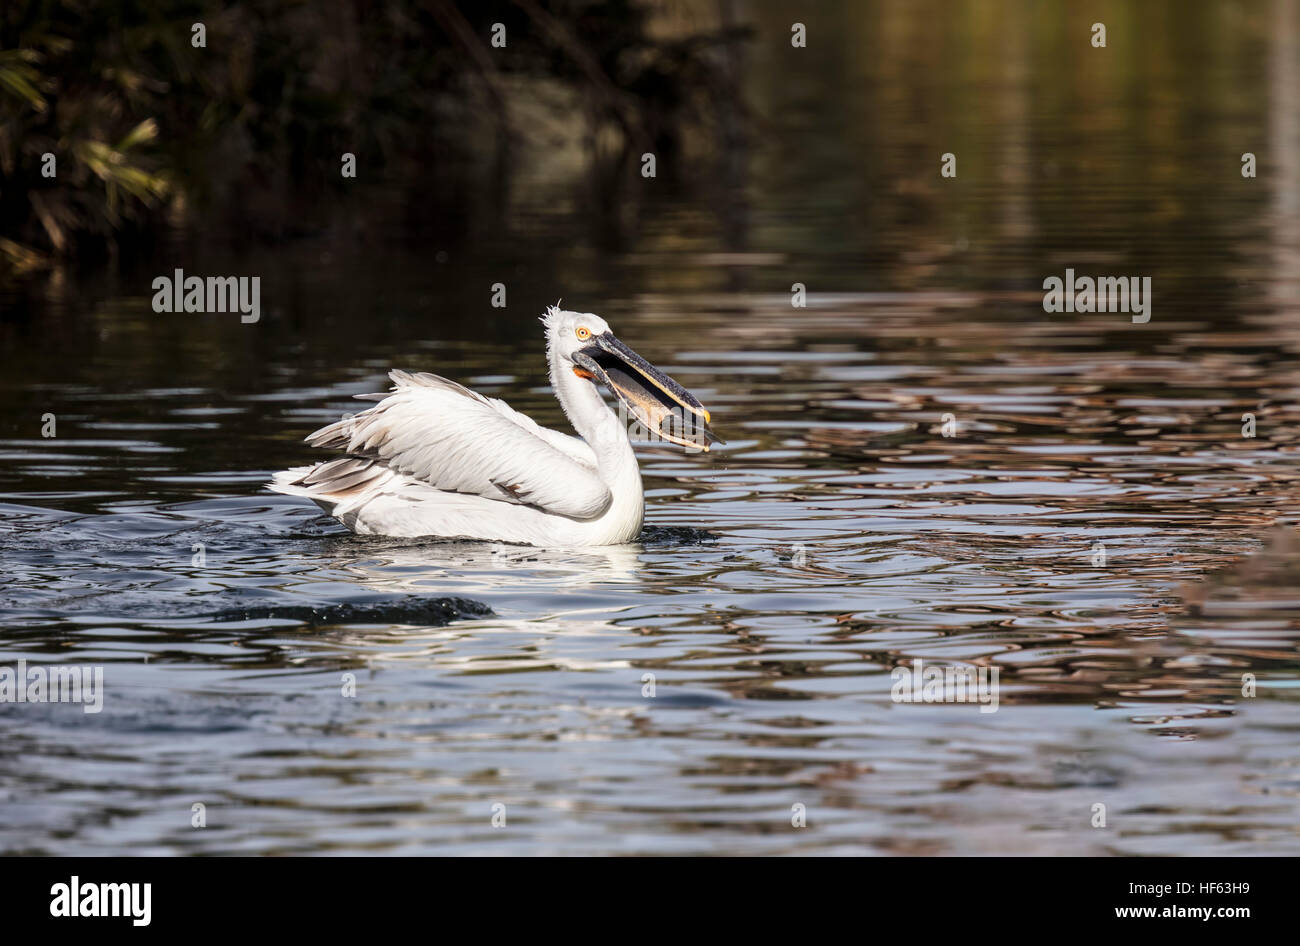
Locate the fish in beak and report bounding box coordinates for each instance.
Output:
[573,332,722,451]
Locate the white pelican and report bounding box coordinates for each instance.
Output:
[271,306,719,545]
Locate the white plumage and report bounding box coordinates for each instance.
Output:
[270,307,717,546]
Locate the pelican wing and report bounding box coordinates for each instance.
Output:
[303,369,611,519]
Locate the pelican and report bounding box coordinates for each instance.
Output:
[270,306,719,545]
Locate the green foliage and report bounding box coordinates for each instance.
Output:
[1,5,178,270]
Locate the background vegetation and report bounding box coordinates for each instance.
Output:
[0,0,746,275]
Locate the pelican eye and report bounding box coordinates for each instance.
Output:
[575,326,591,341]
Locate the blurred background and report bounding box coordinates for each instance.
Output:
[4,0,1297,299]
[1,1,1299,855]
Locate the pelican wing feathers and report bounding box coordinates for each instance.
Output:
[292,369,611,520]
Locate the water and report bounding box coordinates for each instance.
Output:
[3,0,1300,855]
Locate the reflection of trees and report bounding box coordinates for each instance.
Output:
[0,1,750,273]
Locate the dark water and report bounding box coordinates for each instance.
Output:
[2,0,1300,854]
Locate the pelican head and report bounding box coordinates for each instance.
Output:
[543,306,720,451]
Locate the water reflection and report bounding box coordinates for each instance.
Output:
[3,281,1297,854]
[2,0,1300,855]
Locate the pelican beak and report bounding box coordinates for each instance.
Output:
[573,332,722,451]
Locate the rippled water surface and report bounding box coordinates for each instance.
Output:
[4,0,1300,854]
[3,282,1298,855]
